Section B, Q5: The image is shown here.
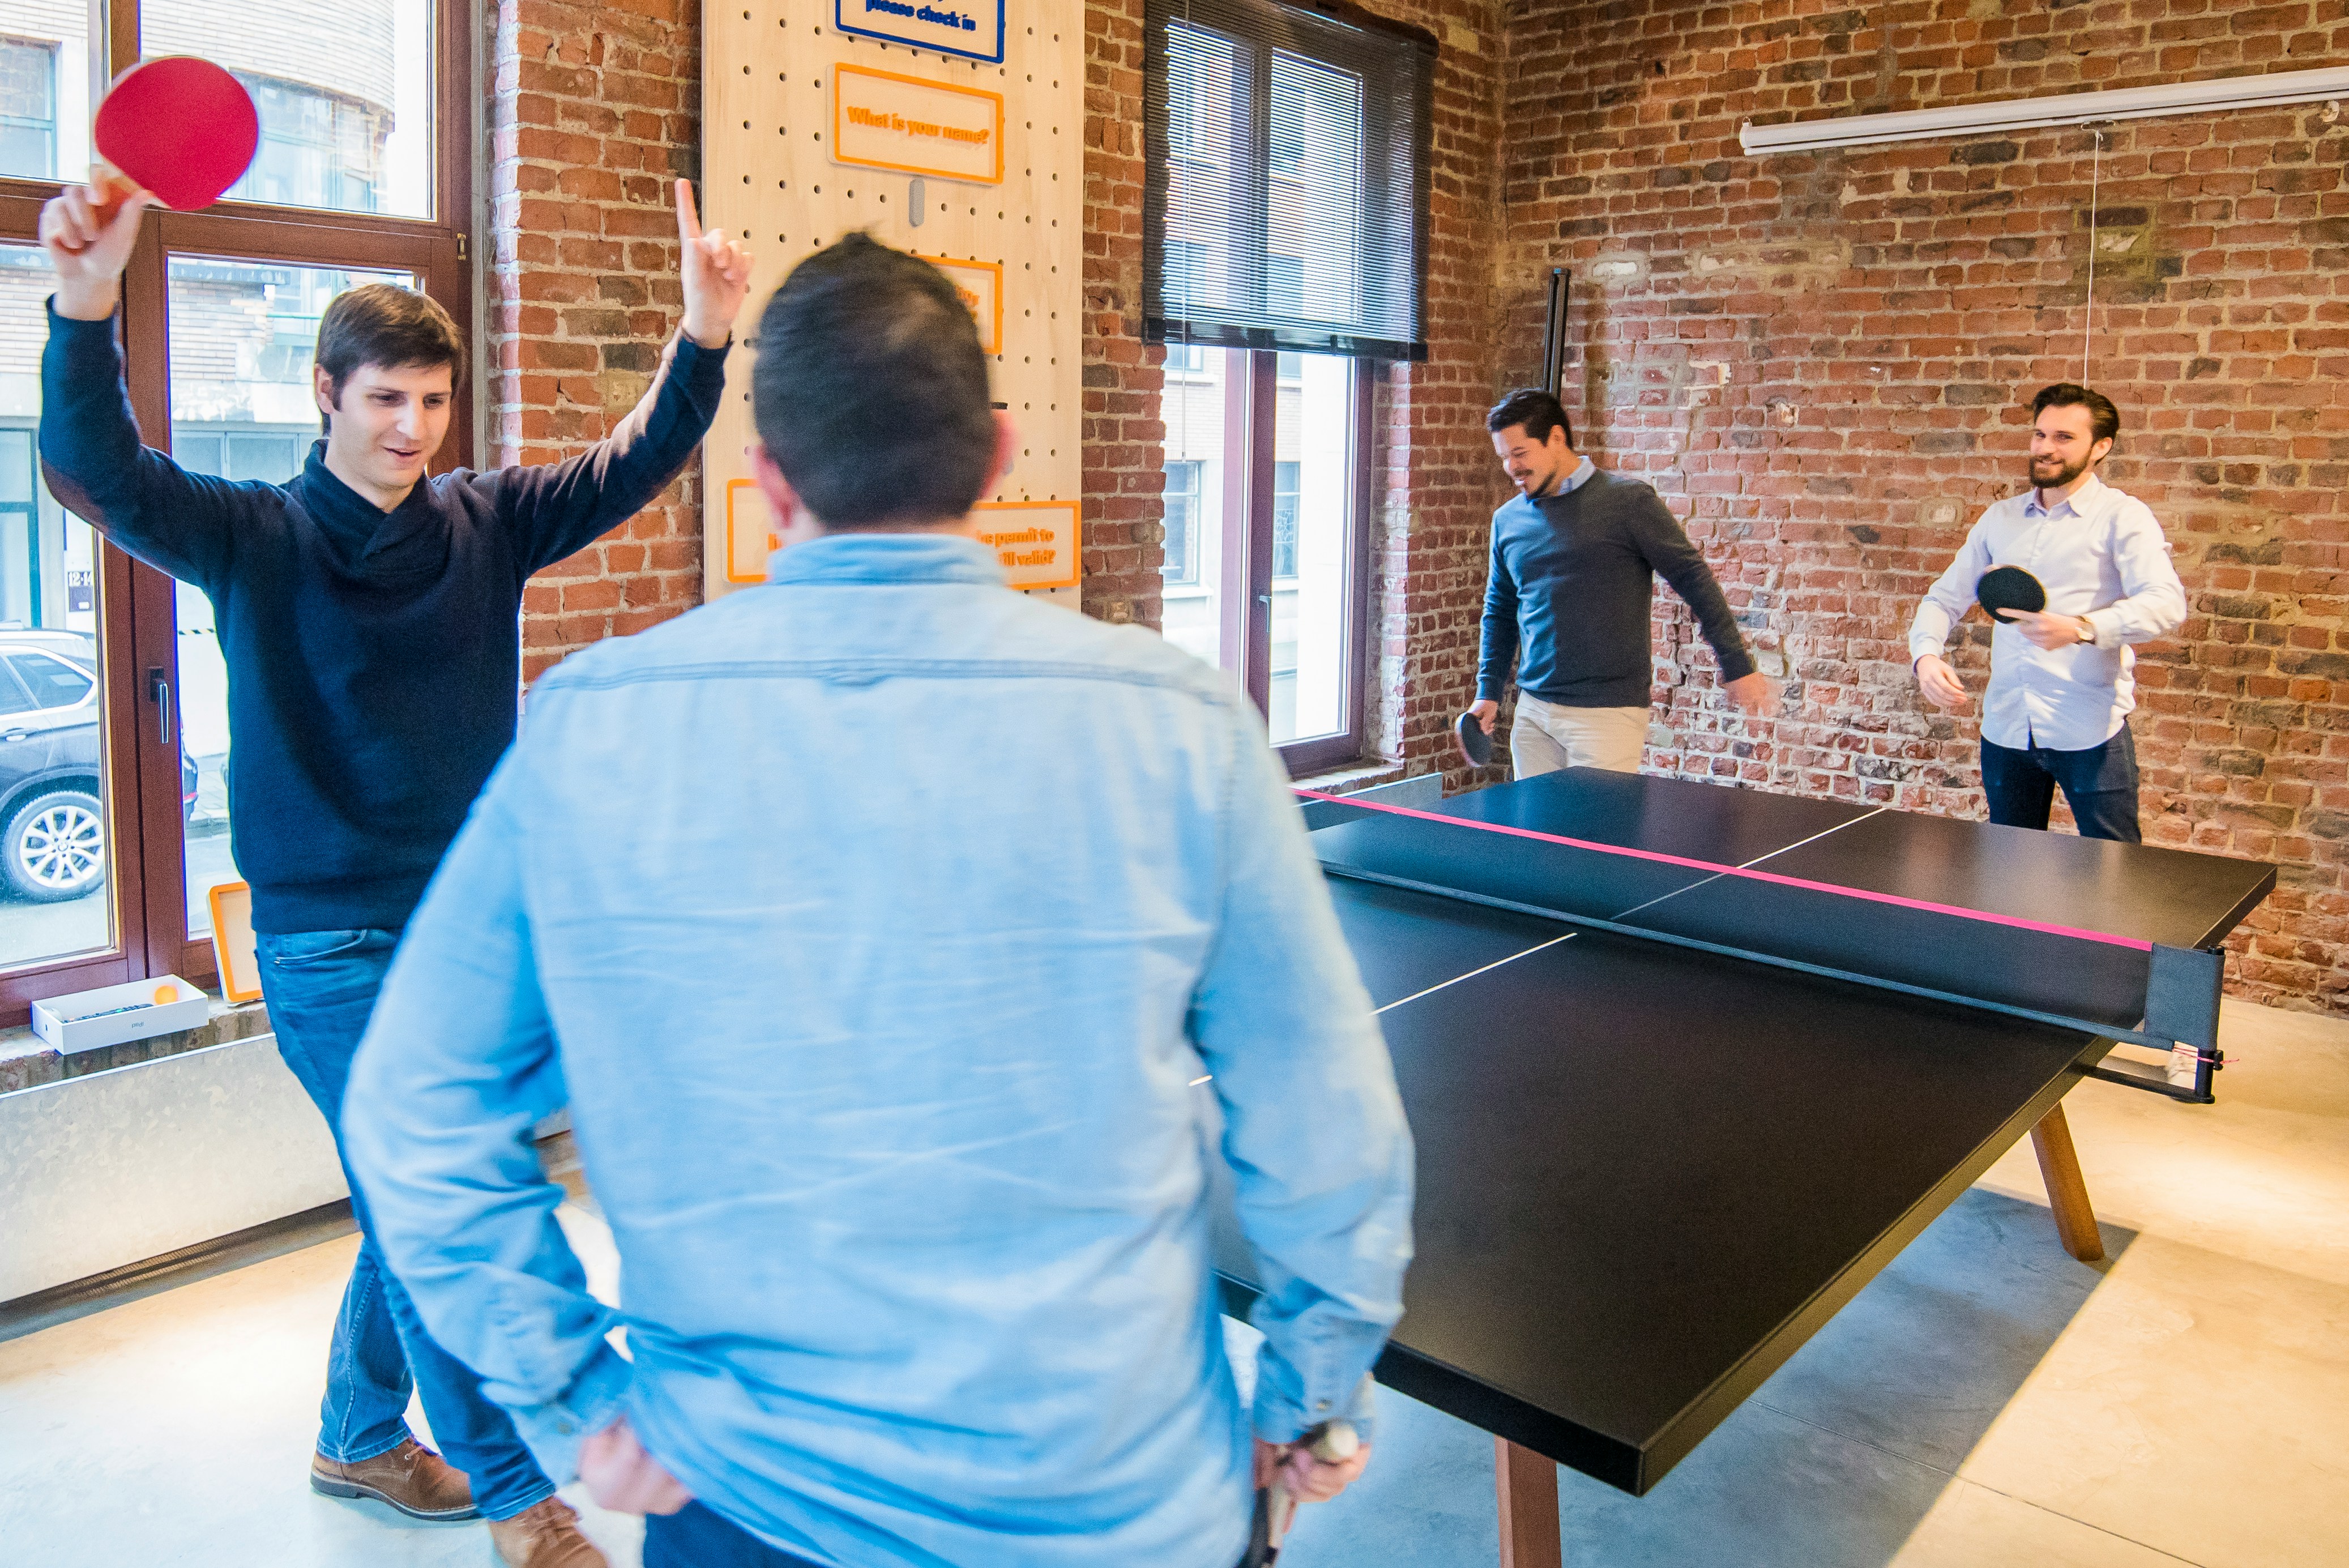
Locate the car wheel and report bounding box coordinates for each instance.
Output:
[3,791,107,902]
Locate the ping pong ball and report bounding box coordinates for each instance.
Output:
[154,984,176,1003]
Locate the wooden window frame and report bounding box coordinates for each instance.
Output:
[1205,346,1371,775]
[0,0,473,1022]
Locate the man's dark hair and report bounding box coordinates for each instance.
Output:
[2031,382,2119,446]
[753,234,996,527]
[1486,387,1572,448]
[315,284,465,425]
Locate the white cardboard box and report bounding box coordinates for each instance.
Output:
[32,975,210,1056]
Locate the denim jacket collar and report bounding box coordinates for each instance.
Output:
[765,531,1007,588]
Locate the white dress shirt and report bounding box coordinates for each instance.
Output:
[1908,472,2186,752]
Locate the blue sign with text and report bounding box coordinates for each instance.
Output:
[835,0,1007,64]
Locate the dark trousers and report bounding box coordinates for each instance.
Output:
[644,1498,1270,1567]
[257,927,556,1521]
[645,1503,831,1568]
[1980,725,2141,844]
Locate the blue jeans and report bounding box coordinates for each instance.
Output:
[258,927,556,1522]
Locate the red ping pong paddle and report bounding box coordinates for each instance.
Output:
[1976,564,2047,624]
[90,57,260,216]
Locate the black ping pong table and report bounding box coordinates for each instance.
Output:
[1215,768,2275,1567]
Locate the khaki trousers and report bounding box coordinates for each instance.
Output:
[1509,695,1648,777]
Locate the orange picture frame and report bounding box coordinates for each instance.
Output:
[831,63,1006,185]
[725,476,774,584]
[914,254,1005,354]
[207,881,262,1003]
[973,499,1081,591]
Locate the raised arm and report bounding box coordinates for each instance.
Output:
[1189,700,1414,1450]
[341,757,631,1488]
[36,186,238,590]
[500,181,751,571]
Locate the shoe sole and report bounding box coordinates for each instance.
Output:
[309,1470,483,1522]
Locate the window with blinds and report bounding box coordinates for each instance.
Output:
[1143,0,1433,362]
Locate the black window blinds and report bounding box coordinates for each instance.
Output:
[1143,0,1434,362]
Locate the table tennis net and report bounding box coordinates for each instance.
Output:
[1299,793,2223,1057]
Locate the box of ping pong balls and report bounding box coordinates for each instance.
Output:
[31,975,211,1056]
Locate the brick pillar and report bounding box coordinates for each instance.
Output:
[489,0,707,683]
[1082,0,1167,630]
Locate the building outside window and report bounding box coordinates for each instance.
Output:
[1271,461,1299,580]
[232,75,390,213]
[0,37,57,181]
[1162,459,1203,588]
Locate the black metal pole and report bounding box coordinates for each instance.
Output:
[1541,267,1572,446]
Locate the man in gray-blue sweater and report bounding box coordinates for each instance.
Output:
[37,176,751,1568]
[1468,389,1774,775]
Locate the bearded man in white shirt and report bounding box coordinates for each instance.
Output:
[1910,383,2186,845]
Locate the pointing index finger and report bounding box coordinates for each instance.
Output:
[674,178,703,242]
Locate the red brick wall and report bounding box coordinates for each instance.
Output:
[488,0,705,683]
[1501,0,2349,1007]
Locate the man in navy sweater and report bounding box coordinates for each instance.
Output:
[1467,389,1774,775]
[37,178,750,1568]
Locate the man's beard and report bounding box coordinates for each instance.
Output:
[2030,452,2090,490]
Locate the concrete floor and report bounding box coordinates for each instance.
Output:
[2,998,2344,1567]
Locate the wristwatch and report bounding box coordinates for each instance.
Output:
[2076,616,2098,646]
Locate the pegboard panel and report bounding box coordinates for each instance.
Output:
[701,3,1083,608]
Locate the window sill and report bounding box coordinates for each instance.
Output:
[1287,758,1410,793]
[0,997,272,1097]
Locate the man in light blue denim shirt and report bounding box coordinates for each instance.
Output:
[342,235,1414,1568]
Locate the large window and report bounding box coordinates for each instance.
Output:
[0,0,471,1017]
[1146,0,1426,770]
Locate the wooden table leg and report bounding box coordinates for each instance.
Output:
[2029,1101,2104,1263]
[1496,1436,1562,1568]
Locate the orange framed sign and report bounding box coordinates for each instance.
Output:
[917,255,1003,353]
[974,500,1080,591]
[832,64,1005,185]
[208,881,261,1003]
[727,484,1076,593]
[725,477,775,584]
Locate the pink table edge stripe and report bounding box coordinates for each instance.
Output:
[1293,788,2154,954]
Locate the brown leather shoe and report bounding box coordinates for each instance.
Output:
[309,1437,480,1520]
[488,1497,609,1568]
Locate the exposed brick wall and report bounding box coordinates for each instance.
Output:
[1500,0,2349,1008]
[489,0,704,683]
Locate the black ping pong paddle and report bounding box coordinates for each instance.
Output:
[1456,710,1493,767]
[1976,565,2047,624]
